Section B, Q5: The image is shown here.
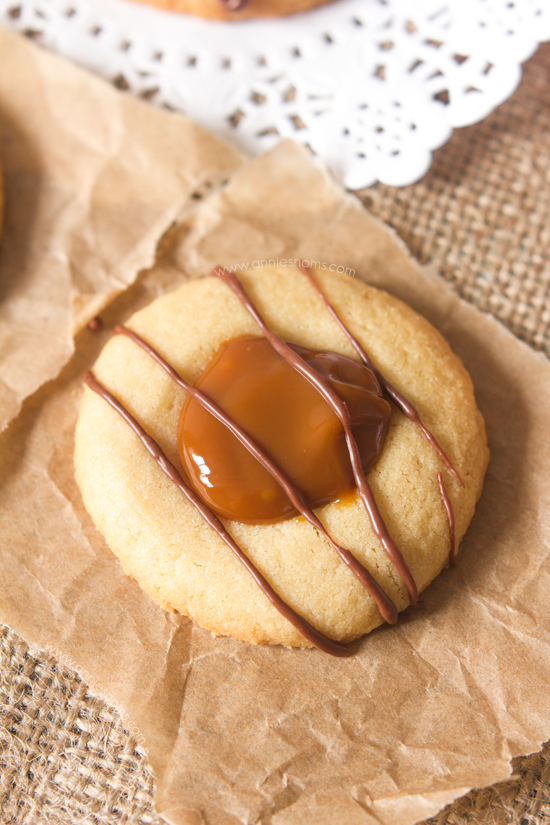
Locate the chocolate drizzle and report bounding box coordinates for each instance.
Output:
[114,324,397,625]
[82,370,349,657]
[219,0,248,10]
[297,262,464,488]
[437,472,456,567]
[87,316,103,332]
[294,263,458,573]
[214,267,419,605]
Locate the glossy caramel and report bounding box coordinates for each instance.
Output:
[178,336,391,523]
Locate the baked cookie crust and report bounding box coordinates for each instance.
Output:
[75,265,488,648]
[128,0,334,21]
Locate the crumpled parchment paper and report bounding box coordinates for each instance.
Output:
[1,43,549,825]
[0,28,242,432]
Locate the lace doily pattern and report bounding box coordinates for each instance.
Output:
[2,0,549,187]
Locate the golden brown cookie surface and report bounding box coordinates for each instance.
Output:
[75,265,488,649]
[128,0,334,21]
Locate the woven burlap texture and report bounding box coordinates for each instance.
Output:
[1,40,549,825]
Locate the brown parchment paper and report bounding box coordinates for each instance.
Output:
[0,28,242,433]
[1,138,550,825]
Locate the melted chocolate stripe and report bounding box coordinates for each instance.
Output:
[437,472,456,568]
[114,325,398,625]
[219,0,248,10]
[297,262,465,488]
[82,371,349,657]
[213,267,418,605]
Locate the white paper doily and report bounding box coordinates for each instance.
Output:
[2,0,549,187]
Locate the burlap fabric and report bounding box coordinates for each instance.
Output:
[1,40,549,825]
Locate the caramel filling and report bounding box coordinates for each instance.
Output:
[178,336,391,523]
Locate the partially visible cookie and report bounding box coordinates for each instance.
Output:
[75,265,488,649]
[0,157,3,241]
[128,0,334,21]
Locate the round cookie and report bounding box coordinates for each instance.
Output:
[128,0,335,21]
[75,265,488,649]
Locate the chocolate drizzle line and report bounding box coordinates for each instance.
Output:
[213,267,418,605]
[437,472,456,567]
[297,262,464,488]
[82,370,349,657]
[219,0,248,10]
[296,263,460,569]
[114,325,398,626]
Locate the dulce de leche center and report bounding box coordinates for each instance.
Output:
[178,335,392,523]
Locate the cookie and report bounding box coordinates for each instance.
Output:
[75,265,488,651]
[0,158,3,240]
[128,0,334,21]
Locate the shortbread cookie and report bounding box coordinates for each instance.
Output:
[128,0,334,21]
[75,265,488,650]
